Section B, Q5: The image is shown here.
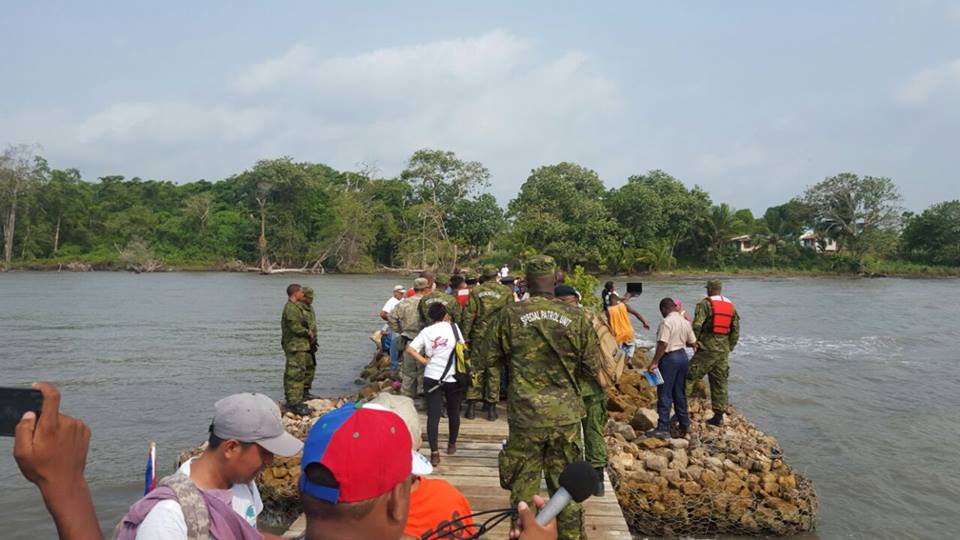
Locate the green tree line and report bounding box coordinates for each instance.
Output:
[1,144,957,273]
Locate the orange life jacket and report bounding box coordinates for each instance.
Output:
[707,295,734,335]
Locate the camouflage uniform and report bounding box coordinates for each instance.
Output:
[579,309,609,470]
[281,299,311,404]
[476,256,601,540]
[299,287,318,397]
[389,286,426,399]
[685,287,740,414]
[418,289,463,328]
[463,268,513,404]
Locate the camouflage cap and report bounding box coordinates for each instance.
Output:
[413,277,429,290]
[302,286,315,299]
[480,264,499,278]
[434,273,451,286]
[525,255,557,278]
[706,280,722,291]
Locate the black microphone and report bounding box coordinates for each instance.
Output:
[535,461,599,526]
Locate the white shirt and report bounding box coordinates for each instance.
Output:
[409,321,463,383]
[656,311,697,353]
[134,457,263,540]
[381,296,401,332]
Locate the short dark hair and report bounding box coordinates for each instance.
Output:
[604,281,615,290]
[287,283,302,296]
[450,275,465,288]
[427,302,448,323]
[659,297,676,311]
[208,429,252,450]
[301,463,379,521]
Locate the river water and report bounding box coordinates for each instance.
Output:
[0,273,957,539]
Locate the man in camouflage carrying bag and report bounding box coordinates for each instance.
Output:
[475,255,602,540]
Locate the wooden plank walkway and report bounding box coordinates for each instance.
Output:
[285,402,632,539]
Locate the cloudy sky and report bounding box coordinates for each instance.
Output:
[2,1,958,213]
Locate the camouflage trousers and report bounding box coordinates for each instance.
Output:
[400,350,425,399]
[499,423,584,540]
[284,351,311,404]
[685,349,729,413]
[303,351,317,395]
[582,392,608,469]
[466,363,501,403]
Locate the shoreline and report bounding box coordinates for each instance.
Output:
[4,262,958,279]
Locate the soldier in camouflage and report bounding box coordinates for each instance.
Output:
[462,264,513,421]
[299,287,319,401]
[389,277,431,399]
[475,255,602,540]
[686,280,740,426]
[555,284,608,497]
[417,273,462,327]
[281,283,314,416]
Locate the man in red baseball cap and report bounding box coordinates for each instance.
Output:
[298,403,557,540]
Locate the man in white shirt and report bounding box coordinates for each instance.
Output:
[646,298,698,439]
[127,393,303,539]
[381,285,406,372]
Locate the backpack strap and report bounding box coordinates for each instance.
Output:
[159,473,211,540]
[430,323,458,392]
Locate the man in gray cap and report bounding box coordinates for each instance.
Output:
[117,393,303,539]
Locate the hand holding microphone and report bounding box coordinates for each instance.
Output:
[534,460,599,526]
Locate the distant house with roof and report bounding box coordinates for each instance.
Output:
[730,235,757,253]
[799,231,837,253]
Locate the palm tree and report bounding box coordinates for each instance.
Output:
[705,203,739,264]
[756,211,791,268]
[637,239,677,271]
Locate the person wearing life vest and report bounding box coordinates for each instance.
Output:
[686,280,740,426]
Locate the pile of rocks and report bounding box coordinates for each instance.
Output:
[605,362,818,537]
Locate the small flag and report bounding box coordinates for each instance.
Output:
[144,442,157,495]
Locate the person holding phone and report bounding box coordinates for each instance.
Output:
[12,382,102,540]
[607,292,650,359]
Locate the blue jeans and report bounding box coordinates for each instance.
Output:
[656,349,690,432]
[389,334,403,371]
[620,341,636,360]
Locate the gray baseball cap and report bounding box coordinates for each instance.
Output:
[212,393,303,457]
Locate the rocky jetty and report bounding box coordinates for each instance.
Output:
[604,360,818,537]
[177,333,817,535]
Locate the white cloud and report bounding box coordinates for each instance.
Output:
[75,102,275,144]
[898,58,960,105]
[2,29,623,191]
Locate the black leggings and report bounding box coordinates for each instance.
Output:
[424,377,462,452]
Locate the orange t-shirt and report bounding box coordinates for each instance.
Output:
[404,477,475,539]
[608,303,635,345]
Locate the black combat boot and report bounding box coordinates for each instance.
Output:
[303,392,319,401]
[706,412,724,426]
[464,401,476,419]
[288,402,314,417]
[486,403,498,422]
[594,467,605,496]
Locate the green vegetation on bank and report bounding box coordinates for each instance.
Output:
[1,143,957,275]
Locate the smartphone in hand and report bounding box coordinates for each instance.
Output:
[0,387,43,436]
[626,282,643,295]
